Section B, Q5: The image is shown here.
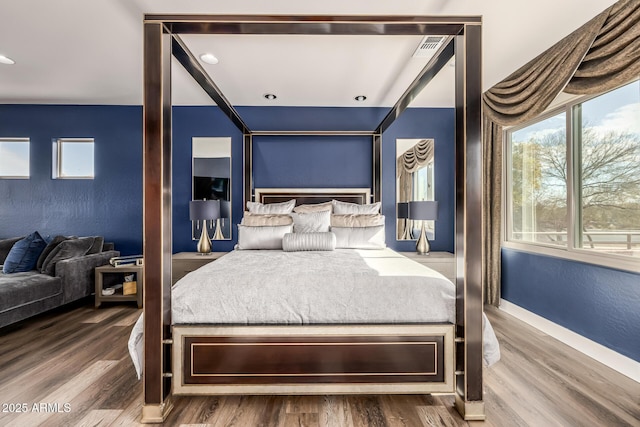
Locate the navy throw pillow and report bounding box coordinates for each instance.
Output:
[2,231,47,274]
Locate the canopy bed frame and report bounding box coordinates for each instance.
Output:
[142,14,483,423]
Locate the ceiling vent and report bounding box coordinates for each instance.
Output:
[412,36,446,58]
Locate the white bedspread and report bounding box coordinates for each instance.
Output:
[128,249,500,378]
[173,248,455,324]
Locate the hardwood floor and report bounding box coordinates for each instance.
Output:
[0,301,638,426]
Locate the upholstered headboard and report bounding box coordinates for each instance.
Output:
[254,188,371,206]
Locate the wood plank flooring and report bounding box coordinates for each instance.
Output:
[0,301,638,426]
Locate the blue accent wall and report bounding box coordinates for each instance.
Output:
[172,106,243,253]
[502,248,640,362]
[0,105,143,256]
[1,105,456,255]
[384,108,456,253]
[252,135,373,189]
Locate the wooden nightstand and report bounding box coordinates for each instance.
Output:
[400,251,456,282]
[95,264,143,308]
[172,252,228,285]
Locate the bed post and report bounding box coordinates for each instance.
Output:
[454,22,484,420]
[142,20,174,423]
[243,133,253,207]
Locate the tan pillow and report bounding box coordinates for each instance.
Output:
[247,199,295,214]
[293,201,333,213]
[332,199,381,214]
[241,212,293,226]
[331,214,385,228]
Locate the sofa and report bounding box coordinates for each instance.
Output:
[0,233,119,329]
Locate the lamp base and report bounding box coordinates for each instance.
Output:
[416,221,431,255]
[196,220,212,254]
[213,218,225,240]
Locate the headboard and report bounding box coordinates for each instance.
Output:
[254,188,371,206]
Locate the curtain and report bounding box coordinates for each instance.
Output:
[482,0,639,306]
[397,139,435,239]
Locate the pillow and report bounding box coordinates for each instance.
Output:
[0,236,24,265]
[236,224,293,250]
[2,231,47,274]
[332,225,386,249]
[246,199,296,214]
[291,210,331,233]
[241,212,293,227]
[87,236,105,254]
[332,199,381,215]
[40,236,97,276]
[331,214,385,228]
[283,232,336,252]
[36,235,72,271]
[293,201,333,213]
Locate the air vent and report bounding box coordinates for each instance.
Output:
[412,36,445,58]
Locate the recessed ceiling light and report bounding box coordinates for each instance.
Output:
[354,95,367,102]
[0,55,15,65]
[264,93,277,100]
[199,53,219,65]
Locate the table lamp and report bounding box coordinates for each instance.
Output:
[408,201,438,255]
[213,200,231,240]
[397,202,410,240]
[189,200,220,254]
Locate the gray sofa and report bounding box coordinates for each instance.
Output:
[0,237,119,329]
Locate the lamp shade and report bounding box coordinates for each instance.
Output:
[219,200,231,219]
[189,200,220,221]
[408,201,438,221]
[397,202,409,219]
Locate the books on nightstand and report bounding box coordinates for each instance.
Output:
[109,255,143,267]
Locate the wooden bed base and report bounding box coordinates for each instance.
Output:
[173,324,454,395]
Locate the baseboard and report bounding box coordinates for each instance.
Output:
[499,299,640,383]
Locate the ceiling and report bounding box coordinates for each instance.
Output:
[0,0,618,108]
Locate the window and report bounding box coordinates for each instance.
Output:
[506,80,639,266]
[574,83,640,256]
[413,161,434,201]
[0,138,29,178]
[52,138,95,179]
[509,113,567,246]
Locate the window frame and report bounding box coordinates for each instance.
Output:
[503,80,640,274]
[52,138,95,179]
[0,137,30,179]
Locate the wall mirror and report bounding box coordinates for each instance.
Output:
[192,137,232,240]
[396,138,435,240]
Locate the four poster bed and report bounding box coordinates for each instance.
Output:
[141,14,487,423]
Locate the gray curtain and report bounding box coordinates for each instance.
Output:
[482,0,639,306]
[397,139,435,239]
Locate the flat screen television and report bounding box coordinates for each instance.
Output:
[193,176,230,201]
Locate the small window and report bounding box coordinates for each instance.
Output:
[0,138,30,178]
[52,138,95,179]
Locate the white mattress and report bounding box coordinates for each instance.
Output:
[172,248,455,325]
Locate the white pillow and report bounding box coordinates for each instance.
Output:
[237,224,293,250]
[246,199,296,214]
[332,199,381,215]
[332,225,386,249]
[282,232,336,252]
[291,210,331,233]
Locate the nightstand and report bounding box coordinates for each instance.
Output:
[172,252,228,285]
[401,251,456,282]
[95,264,143,308]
